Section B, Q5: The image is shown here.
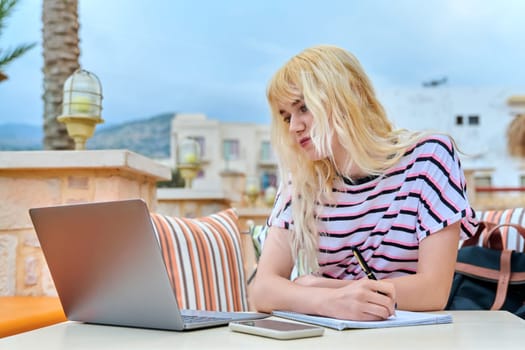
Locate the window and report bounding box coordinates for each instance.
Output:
[261,171,278,189]
[474,175,492,188]
[455,115,463,126]
[474,173,493,199]
[260,141,273,161]
[468,115,480,126]
[223,139,240,160]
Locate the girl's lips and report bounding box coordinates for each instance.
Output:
[299,137,310,148]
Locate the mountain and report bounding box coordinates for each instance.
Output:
[87,113,174,158]
[0,123,43,150]
[0,113,174,158]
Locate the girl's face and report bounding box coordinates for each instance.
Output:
[278,98,365,178]
[278,98,322,161]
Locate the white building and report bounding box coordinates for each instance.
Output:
[378,87,525,188]
[170,114,278,193]
[169,88,525,194]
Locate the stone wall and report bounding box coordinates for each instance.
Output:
[0,150,171,296]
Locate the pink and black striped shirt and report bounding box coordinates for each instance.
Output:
[269,134,479,280]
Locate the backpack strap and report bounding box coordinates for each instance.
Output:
[484,223,525,251]
[491,250,512,310]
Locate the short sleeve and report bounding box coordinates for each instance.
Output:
[415,136,478,241]
[267,181,294,230]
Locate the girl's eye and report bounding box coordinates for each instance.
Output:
[299,105,308,113]
[283,116,291,124]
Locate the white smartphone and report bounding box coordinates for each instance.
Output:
[229,319,324,340]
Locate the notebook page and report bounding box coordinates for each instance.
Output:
[272,310,452,331]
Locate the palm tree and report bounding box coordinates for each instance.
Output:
[0,0,36,82]
[42,0,79,150]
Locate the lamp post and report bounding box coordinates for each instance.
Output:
[177,138,201,188]
[57,69,103,150]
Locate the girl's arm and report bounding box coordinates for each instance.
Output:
[251,226,396,321]
[293,222,461,311]
[388,221,460,310]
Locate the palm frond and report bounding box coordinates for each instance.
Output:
[0,42,35,68]
[0,0,18,36]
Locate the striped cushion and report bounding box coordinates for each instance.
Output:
[476,208,525,252]
[150,209,248,312]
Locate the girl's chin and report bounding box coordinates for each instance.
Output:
[303,151,324,161]
[299,144,324,161]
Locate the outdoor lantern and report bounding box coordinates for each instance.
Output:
[57,69,104,150]
[177,138,201,188]
[264,185,277,207]
[245,176,260,207]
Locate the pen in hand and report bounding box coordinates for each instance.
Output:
[351,246,396,313]
[351,246,378,280]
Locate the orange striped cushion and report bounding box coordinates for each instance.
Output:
[476,208,525,251]
[150,209,248,312]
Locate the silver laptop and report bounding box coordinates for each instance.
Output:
[29,199,267,331]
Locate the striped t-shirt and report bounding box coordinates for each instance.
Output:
[268,134,479,280]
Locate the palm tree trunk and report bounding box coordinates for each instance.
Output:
[42,0,79,150]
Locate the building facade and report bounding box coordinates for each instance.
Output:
[170,114,278,194]
[377,87,525,188]
[168,88,525,205]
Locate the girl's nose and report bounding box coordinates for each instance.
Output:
[289,115,304,133]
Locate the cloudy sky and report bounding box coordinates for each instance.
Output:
[1,0,524,126]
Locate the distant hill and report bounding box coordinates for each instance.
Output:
[87,113,174,158]
[0,123,43,150]
[0,113,174,158]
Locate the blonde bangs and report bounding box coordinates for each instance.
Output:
[267,60,304,112]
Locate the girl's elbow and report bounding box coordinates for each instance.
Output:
[435,291,451,310]
[249,279,273,313]
[425,289,451,311]
[404,284,451,311]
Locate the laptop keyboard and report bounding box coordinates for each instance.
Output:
[182,314,231,324]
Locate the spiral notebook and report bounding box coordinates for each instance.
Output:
[272,310,452,331]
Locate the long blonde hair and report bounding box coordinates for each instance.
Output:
[267,45,426,273]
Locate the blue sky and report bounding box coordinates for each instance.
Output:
[1,0,525,126]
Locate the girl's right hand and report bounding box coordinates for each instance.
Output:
[321,279,396,321]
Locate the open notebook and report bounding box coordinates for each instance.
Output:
[272,310,452,331]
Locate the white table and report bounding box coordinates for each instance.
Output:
[1,311,524,349]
